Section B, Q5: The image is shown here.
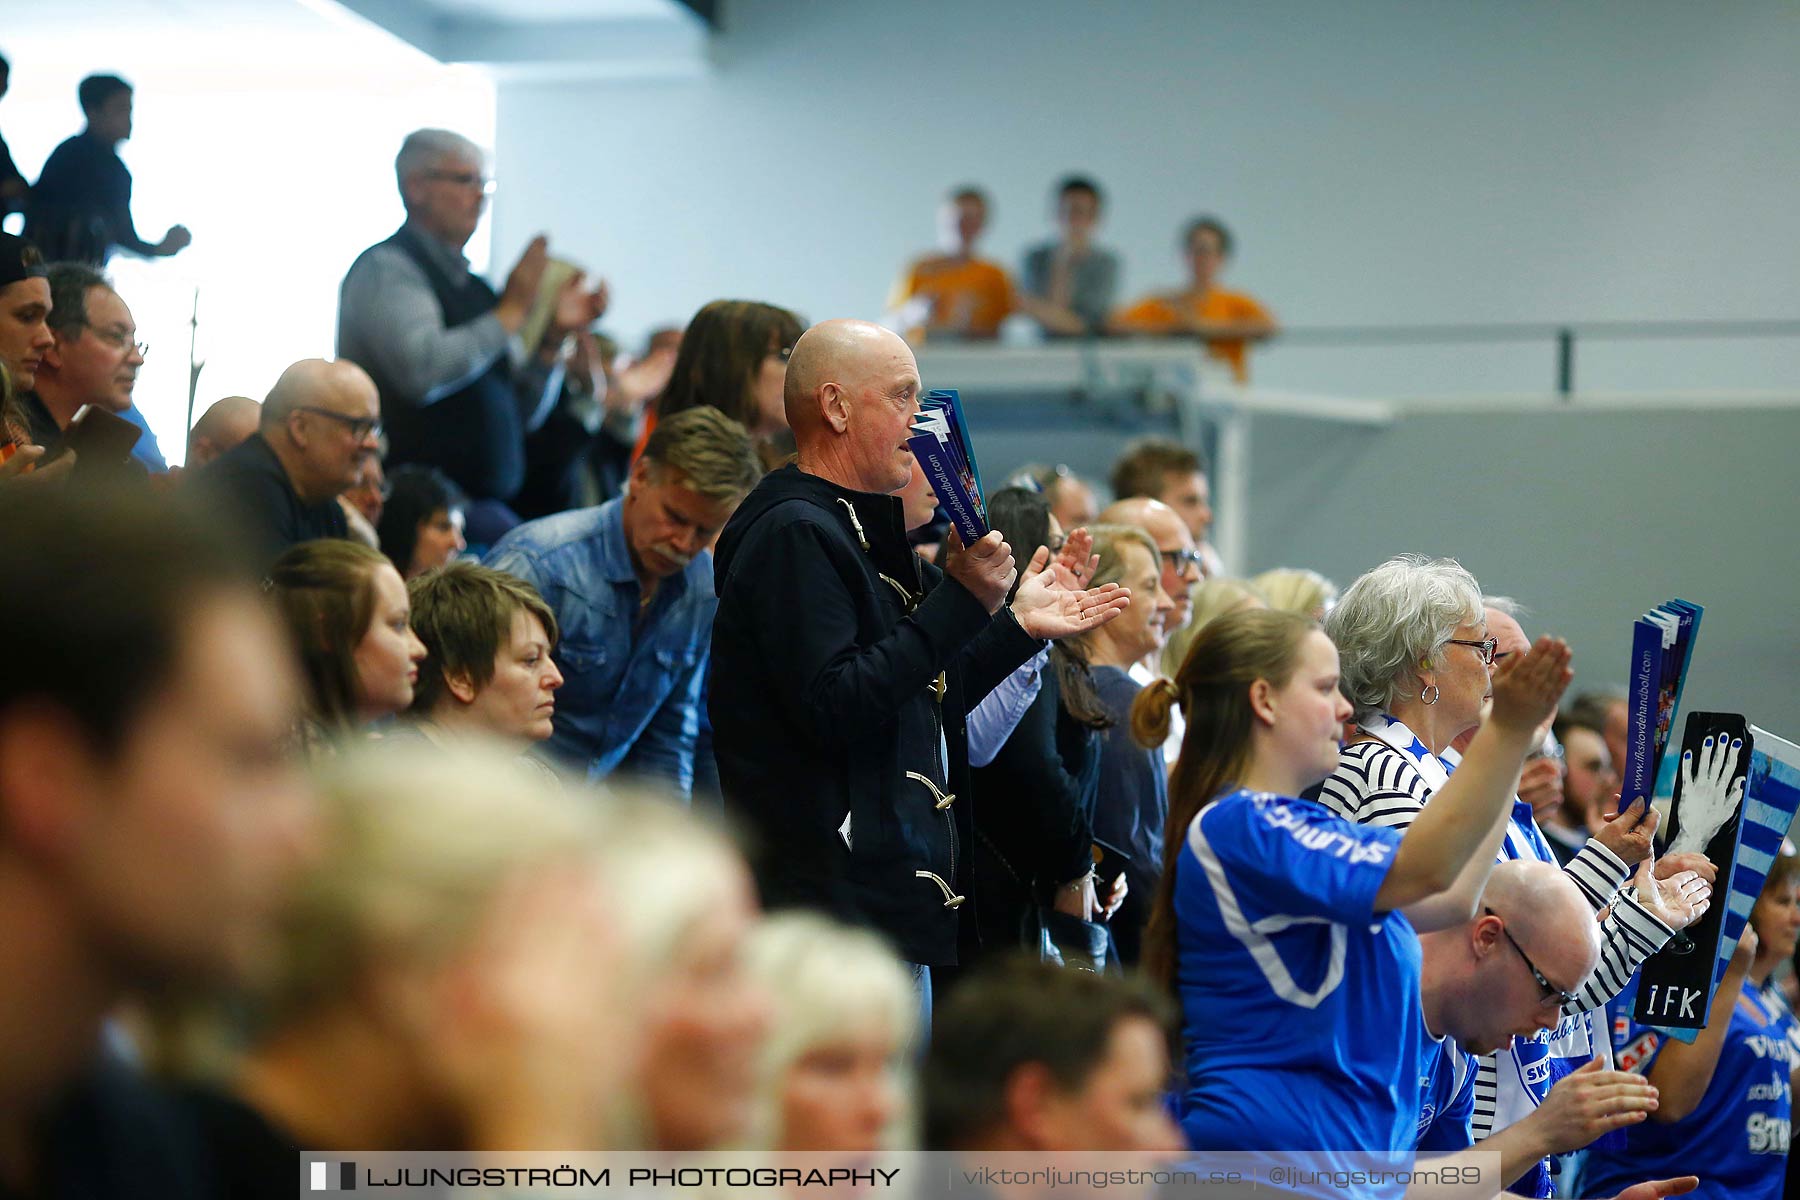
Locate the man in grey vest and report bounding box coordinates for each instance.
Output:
[336,129,604,546]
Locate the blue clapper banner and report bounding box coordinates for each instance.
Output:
[907,389,989,544]
[1621,600,1702,814]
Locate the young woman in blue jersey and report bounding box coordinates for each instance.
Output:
[1131,606,1572,1180]
[1585,844,1800,1200]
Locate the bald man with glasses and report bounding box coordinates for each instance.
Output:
[1409,859,1705,1198]
[199,358,380,565]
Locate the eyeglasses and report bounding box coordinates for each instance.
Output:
[1485,908,1577,1008]
[1159,547,1205,573]
[425,168,496,195]
[296,407,383,442]
[83,324,148,357]
[1446,637,1498,666]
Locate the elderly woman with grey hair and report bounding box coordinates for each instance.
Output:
[1316,555,1715,1192]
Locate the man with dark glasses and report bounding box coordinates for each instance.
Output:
[200,358,381,565]
[1412,860,1676,1192]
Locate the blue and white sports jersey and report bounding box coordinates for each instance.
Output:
[1174,789,1420,1197]
[1585,976,1799,1200]
[1417,1029,1478,1152]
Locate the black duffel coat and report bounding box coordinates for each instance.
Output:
[710,465,1042,966]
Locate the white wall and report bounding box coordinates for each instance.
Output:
[3,20,491,463]
[1247,401,1800,737]
[961,392,1800,734]
[493,0,1800,395]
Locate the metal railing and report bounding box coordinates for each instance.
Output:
[1274,318,1800,396]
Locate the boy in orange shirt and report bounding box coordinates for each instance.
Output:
[1110,216,1277,381]
[889,186,1014,343]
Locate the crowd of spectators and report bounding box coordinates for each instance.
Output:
[1,68,1795,1200]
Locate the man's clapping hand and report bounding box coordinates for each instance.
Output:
[944,527,1016,614]
[550,273,608,338]
[497,235,551,331]
[1009,542,1131,640]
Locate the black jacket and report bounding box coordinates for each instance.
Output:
[968,667,1101,958]
[710,465,1041,966]
[199,434,348,568]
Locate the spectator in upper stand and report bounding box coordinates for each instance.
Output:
[636,299,805,475]
[743,913,916,1153]
[888,186,1014,344]
[1016,175,1120,338]
[485,405,763,797]
[24,74,191,265]
[1062,524,1174,966]
[0,486,314,1199]
[336,129,605,547]
[186,395,260,469]
[404,563,564,752]
[0,54,27,219]
[17,262,144,451]
[1097,496,1201,768]
[0,233,51,404]
[201,359,379,565]
[1108,436,1222,577]
[267,539,427,744]
[1110,215,1277,383]
[378,464,466,580]
[709,318,1129,997]
[922,959,1185,1155]
[1008,461,1099,531]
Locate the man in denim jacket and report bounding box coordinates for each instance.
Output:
[485,406,762,797]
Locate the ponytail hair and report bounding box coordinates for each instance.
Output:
[1130,676,1182,749]
[1133,607,1317,990]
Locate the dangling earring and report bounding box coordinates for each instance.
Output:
[1420,684,1440,705]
